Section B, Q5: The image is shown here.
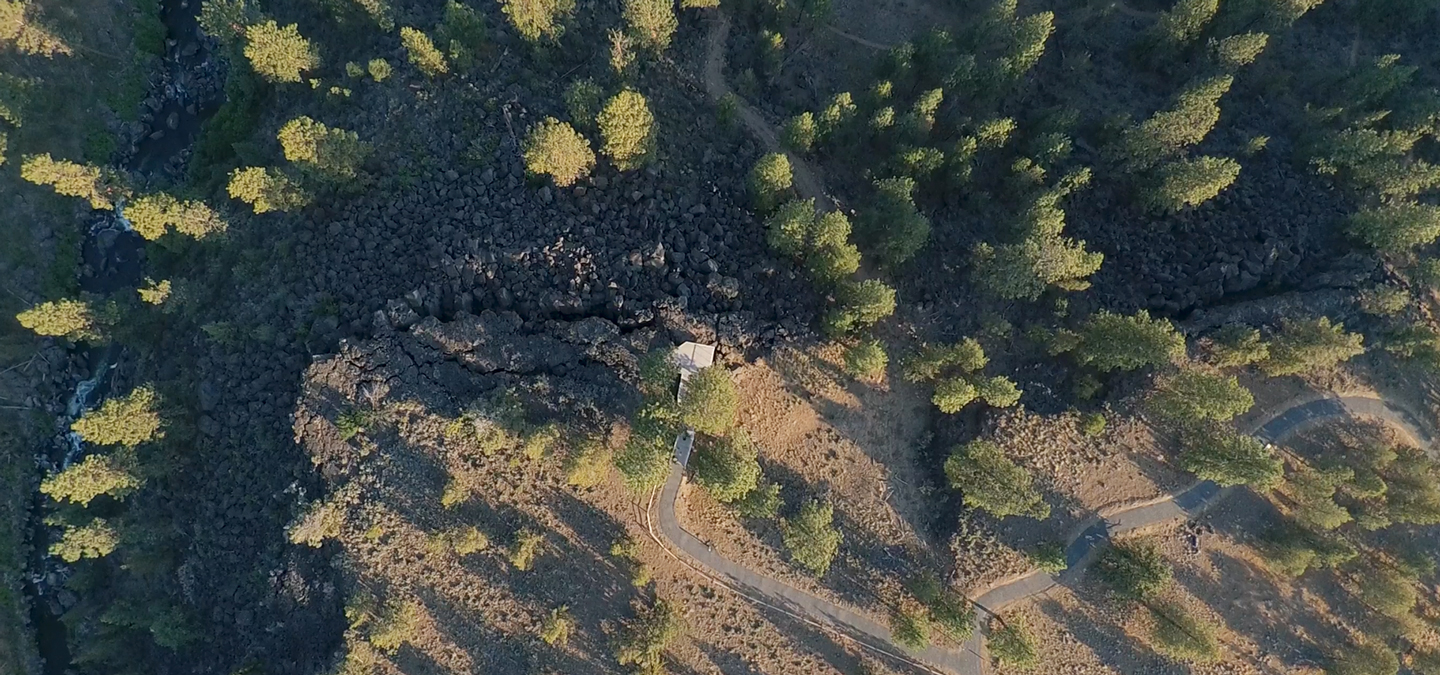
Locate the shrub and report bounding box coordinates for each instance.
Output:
[1212,32,1268,68]
[138,278,172,306]
[565,439,612,488]
[523,117,595,187]
[781,499,844,575]
[678,366,740,436]
[616,600,683,673]
[126,193,227,240]
[541,606,574,646]
[508,528,545,570]
[1151,0,1218,48]
[436,0,486,69]
[1080,412,1107,437]
[227,167,310,213]
[278,116,371,181]
[598,89,654,170]
[860,177,930,268]
[691,431,761,503]
[987,617,1038,667]
[1146,156,1241,212]
[844,340,888,380]
[40,452,143,506]
[369,599,422,653]
[624,0,676,51]
[783,112,817,152]
[637,348,680,399]
[823,279,896,335]
[50,519,120,562]
[368,58,392,81]
[287,497,345,546]
[890,608,930,650]
[428,525,489,555]
[1074,310,1185,372]
[1348,202,1440,253]
[400,27,448,77]
[1147,369,1254,422]
[500,0,574,42]
[1095,539,1171,599]
[945,440,1049,519]
[1030,541,1068,573]
[1180,424,1282,488]
[1115,75,1231,170]
[21,154,125,209]
[564,78,605,127]
[735,481,782,519]
[1206,324,1269,367]
[1148,600,1220,663]
[1261,317,1364,376]
[243,21,319,83]
[749,153,793,213]
[72,386,163,447]
[16,298,101,341]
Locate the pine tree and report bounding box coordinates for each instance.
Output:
[944,440,1048,519]
[72,386,163,447]
[20,154,126,209]
[1148,600,1220,663]
[678,366,739,436]
[1150,0,1218,49]
[1147,369,1254,422]
[1115,75,1232,170]
[623,0,676,52]
[749,153,793,214]
[691,431,761,503]
[40,452,143,506]
[400,27,448,77]
[243,20,319,83]
[781,499,844,575]
[1074,310,1185,372]
[500,0,574,42]
[597,89,654,170]
[860,177,930,268]
[1095,538,1171,599]
[278,116,371,180]
[1180,424,1282,488]
[1146,155,1241,212]
[126,193,227,240]
[615,600,683,674]
[16,298,101,341]
[1349,202,1440,253]
[522,117,595,187]
[227,167,311,213]
[50,519,120,562]
[823,279,896,335]
[1211,32,1268,69]
[1261,317,1364,376]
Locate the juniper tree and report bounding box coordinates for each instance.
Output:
[400,27,448,77]
[749,153,793,214]
[1147,369,1254,422]
[243,21,319,83]
[72,386,163,448]
[0,72,29,127]
[227,167,311,213]
[890,608,931,650]
[500,0,574,42]
[781,499,844,575]
[40,452,143,506]
[1261,317,1364,376]
[522,117,595,187]
[1180,424,1282,488]
[1146,155,1241,212]
[987,616,1038,667]
[944,440,1048,519]
[623,0,676,52]
[21,154,125,209]
[1074,310,1185,372]
[598,89,654,170]
[691,431,761,503]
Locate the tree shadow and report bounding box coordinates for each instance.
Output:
[1034,589,1176,675]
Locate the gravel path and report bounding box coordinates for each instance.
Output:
[649,394,1427,674]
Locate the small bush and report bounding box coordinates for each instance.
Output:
[243,20,319,83]
[287,497,345,547]
[508,528,545,571]
[437,0,486,69]
[564,78,604,127]
[1358,284,1410,316]
[523,117,595,187]
[428,525,489,555]
[1030,542,1068,573]
[987,617,1038,667]
[564,439,612,488]
[735,481,782,519]
[781,499,844,575]
[749,153,793,213]
[844,340,889,380]
[540,606,574,646]
[368,58,392,81]
[597,89,654,170]
[1148,600,1220,663]
[369,599,422,653]
[400,27,448,77]
[1080,412,1107,437]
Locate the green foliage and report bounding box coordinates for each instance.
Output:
[616,600,682,675]
[400,27,448,77]
[735,481,782,519]
[227,167,311,213]
[638,348,679,399]
[500,0,574,42]
[783,112,817,152]
[823,279,897,335]
[564,438,612,488]
[598,89,654,170]
[819,92,857,136]
[764,200,861,285]
[523,117,595,187]
[279,116,372,181]
[910,576,977,641]
[1115,75,1231,171]
[859,177,930,268]
[1260,524,1356,577]
[1181,424,1282,488]
[335,408,374,441]
[40,452,143,506]
[1030,541,1068,573]
[1074,310,1185,372]
[972,235,1103,300]
[1348,202,1440,253]
[844,339,889,380]
[1356,284,1409,317]
[1148,369,1254,422]
[1146,156,1241,212]
[16,298,102,341]
[428,525,489,555]
[436,0,486,69]
[1212,32,1268,69]
[1328,639,1399,675]
[781,499,844,575]
[1356,565,1418,619]
[623,0,676,52]
[749,153,793,214]
[945,440,1048,519]
[890,608,930,650]
[0,72,29,127]
[609,27,636,76]
[1095,538,1171,600]
[997,10,1054,81]
[564,78,605,127]
[508,528,544,570]
[50,519,120,563]
[368,58,392,81]
[243,21,319,83]
[904,339,987,383]
[72,386,163,448]
[931,378,978,412]
[1310,126,1440,201]
[21,153,126,209]
[691,431,761,503]
[678,366,739,436]
[987,617,1038,667]
[137,278,171,306]
[1206,324,1270,367]
[540,606,574,646]
[906,88,944,137]
[368,599,422,653]
[199,0,259,44]
[1278,464,1354,530]
[126,193,227,240]
[1261,317,1365,376]
[1080,412,1107,437]
[1151,0,1218,48]
[615,405,676,493]
[287,496,345,546]
[1148,600,1220,663]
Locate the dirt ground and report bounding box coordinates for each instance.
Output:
[677,343,939,626]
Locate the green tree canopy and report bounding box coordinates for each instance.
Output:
[615,600,683,674]
[243,20,319,83]
[1261,317,1364,376]
[749,153,793,214]
[50,519,120,562]
[40,451,144,506]
[944,440,1049,519]
[859,177,930,268]
[1095,538,1172,600]
[21,154,126,209]
[1148,600,1220,663]
[987,616,1038,667]
[72,386,163,448]
[1150,0,1218,48]
[400,26,448,77]
[500,0,574,42]
[278,116,371,180]
[623,0,676,51]
[16,298,102,341]
[1147,368,1254,422]
[1328,638,1400,675]
[227,167,311,213]
[691,431,761,504]
[1114,75,1231,170]
[1180,424,1282,488]
[598,89,654,170]
[522,117,595,187]
[126,193,227,240]
[1074,310,1185,372]
[781,499,844,575]
[1348,202,1440,253]
[678,366,739,436]
[890,608,930,650]
[1146,155,1241,212]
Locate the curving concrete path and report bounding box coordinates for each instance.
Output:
[647,394,1428,675]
